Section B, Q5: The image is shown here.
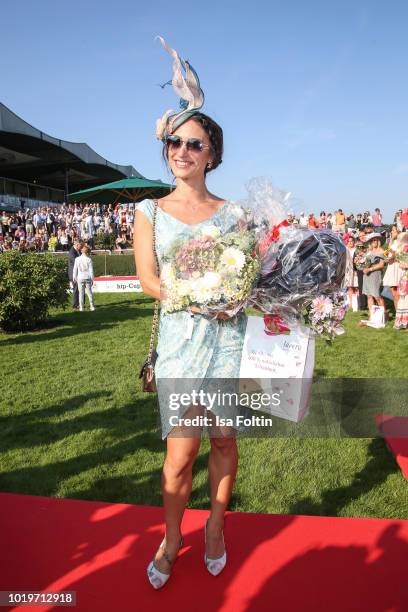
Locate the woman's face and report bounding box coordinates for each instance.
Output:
[391,226,398,238]
[167,119,212,181]
[370,238,380,249]
[348,238,355,248]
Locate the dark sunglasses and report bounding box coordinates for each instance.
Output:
[165,135,210,153]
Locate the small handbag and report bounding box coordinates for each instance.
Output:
[139,200,160,392]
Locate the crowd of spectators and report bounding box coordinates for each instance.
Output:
[0,202,135,253]
[2,202,408,255]
[286,207,408,233]
[1,200,408,328]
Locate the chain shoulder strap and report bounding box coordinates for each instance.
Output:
[147,200,160,364]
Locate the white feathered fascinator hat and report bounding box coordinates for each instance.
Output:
[155,36,205,141]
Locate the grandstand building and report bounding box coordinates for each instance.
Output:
[0,102,140,210]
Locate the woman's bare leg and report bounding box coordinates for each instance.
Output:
[391,286,399,310]
[153,405,203,573]
[206,423,238,558]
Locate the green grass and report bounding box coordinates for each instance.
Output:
[1,295,407,519]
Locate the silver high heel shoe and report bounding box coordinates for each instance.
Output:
[204,520,227,576]
[147,535,183,589]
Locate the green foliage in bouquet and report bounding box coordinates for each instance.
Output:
[0,251,69,332]
[94,232,116,251]
[221,229,258,254]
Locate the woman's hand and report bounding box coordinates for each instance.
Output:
[363,267,371,274]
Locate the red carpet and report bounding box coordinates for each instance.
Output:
[0,493,407,612]
[376,415,408,479]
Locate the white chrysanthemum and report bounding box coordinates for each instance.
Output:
[201,225,221,239]
[191,277,213,303]
[220,247,246,272]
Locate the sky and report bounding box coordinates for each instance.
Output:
[2,0,408,221]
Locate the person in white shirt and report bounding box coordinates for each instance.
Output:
[73,245,95,311]
[94,213,102,231]
[85,210,95,236]
[298,211,308,228]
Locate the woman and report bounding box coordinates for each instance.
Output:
[344,236,359,309]
[371,208,382,227]
[353,230,368,310]
[58,228,69,251]
[318,211,326,229]
[394,233,408,330]
[362,234,385,313]
[134,38,263,590]
[135,115,244,587]
[383,225,402,309]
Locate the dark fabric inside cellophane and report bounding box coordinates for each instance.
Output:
[251,227,347,311]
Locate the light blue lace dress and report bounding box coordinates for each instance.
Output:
[137,199,249,439]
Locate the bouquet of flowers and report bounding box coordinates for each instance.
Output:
[160,225,261,316]
[302,292,348,342]
[238,178,348,340]
[160,178,348,341]
[383,247,395,262]
[248,227,348,342]
[394,243,408,266]
[353,244,368,270]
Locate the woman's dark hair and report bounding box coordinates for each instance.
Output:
[162,112,223,176]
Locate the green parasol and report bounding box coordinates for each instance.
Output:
[68,176,173,205]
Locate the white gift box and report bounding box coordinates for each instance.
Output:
[239,316,315,422]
